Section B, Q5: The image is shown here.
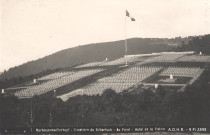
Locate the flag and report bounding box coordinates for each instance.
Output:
[126,10,135,21]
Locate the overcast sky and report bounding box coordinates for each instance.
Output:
[1,0,210,72]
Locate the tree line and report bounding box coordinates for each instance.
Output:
[174,34,210,54]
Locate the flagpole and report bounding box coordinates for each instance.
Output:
[125,10,128,66]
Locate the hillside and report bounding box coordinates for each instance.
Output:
[0,35,210,129]
[0,38,175,81]
[1,51,210,129]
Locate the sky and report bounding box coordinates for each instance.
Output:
[0,0,210,72]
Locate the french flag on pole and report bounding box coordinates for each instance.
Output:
[126,10,135,21]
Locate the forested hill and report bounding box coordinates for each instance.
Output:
[174,34,210,54]
[0,37,191,81]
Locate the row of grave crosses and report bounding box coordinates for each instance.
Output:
[1,75,175,94]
